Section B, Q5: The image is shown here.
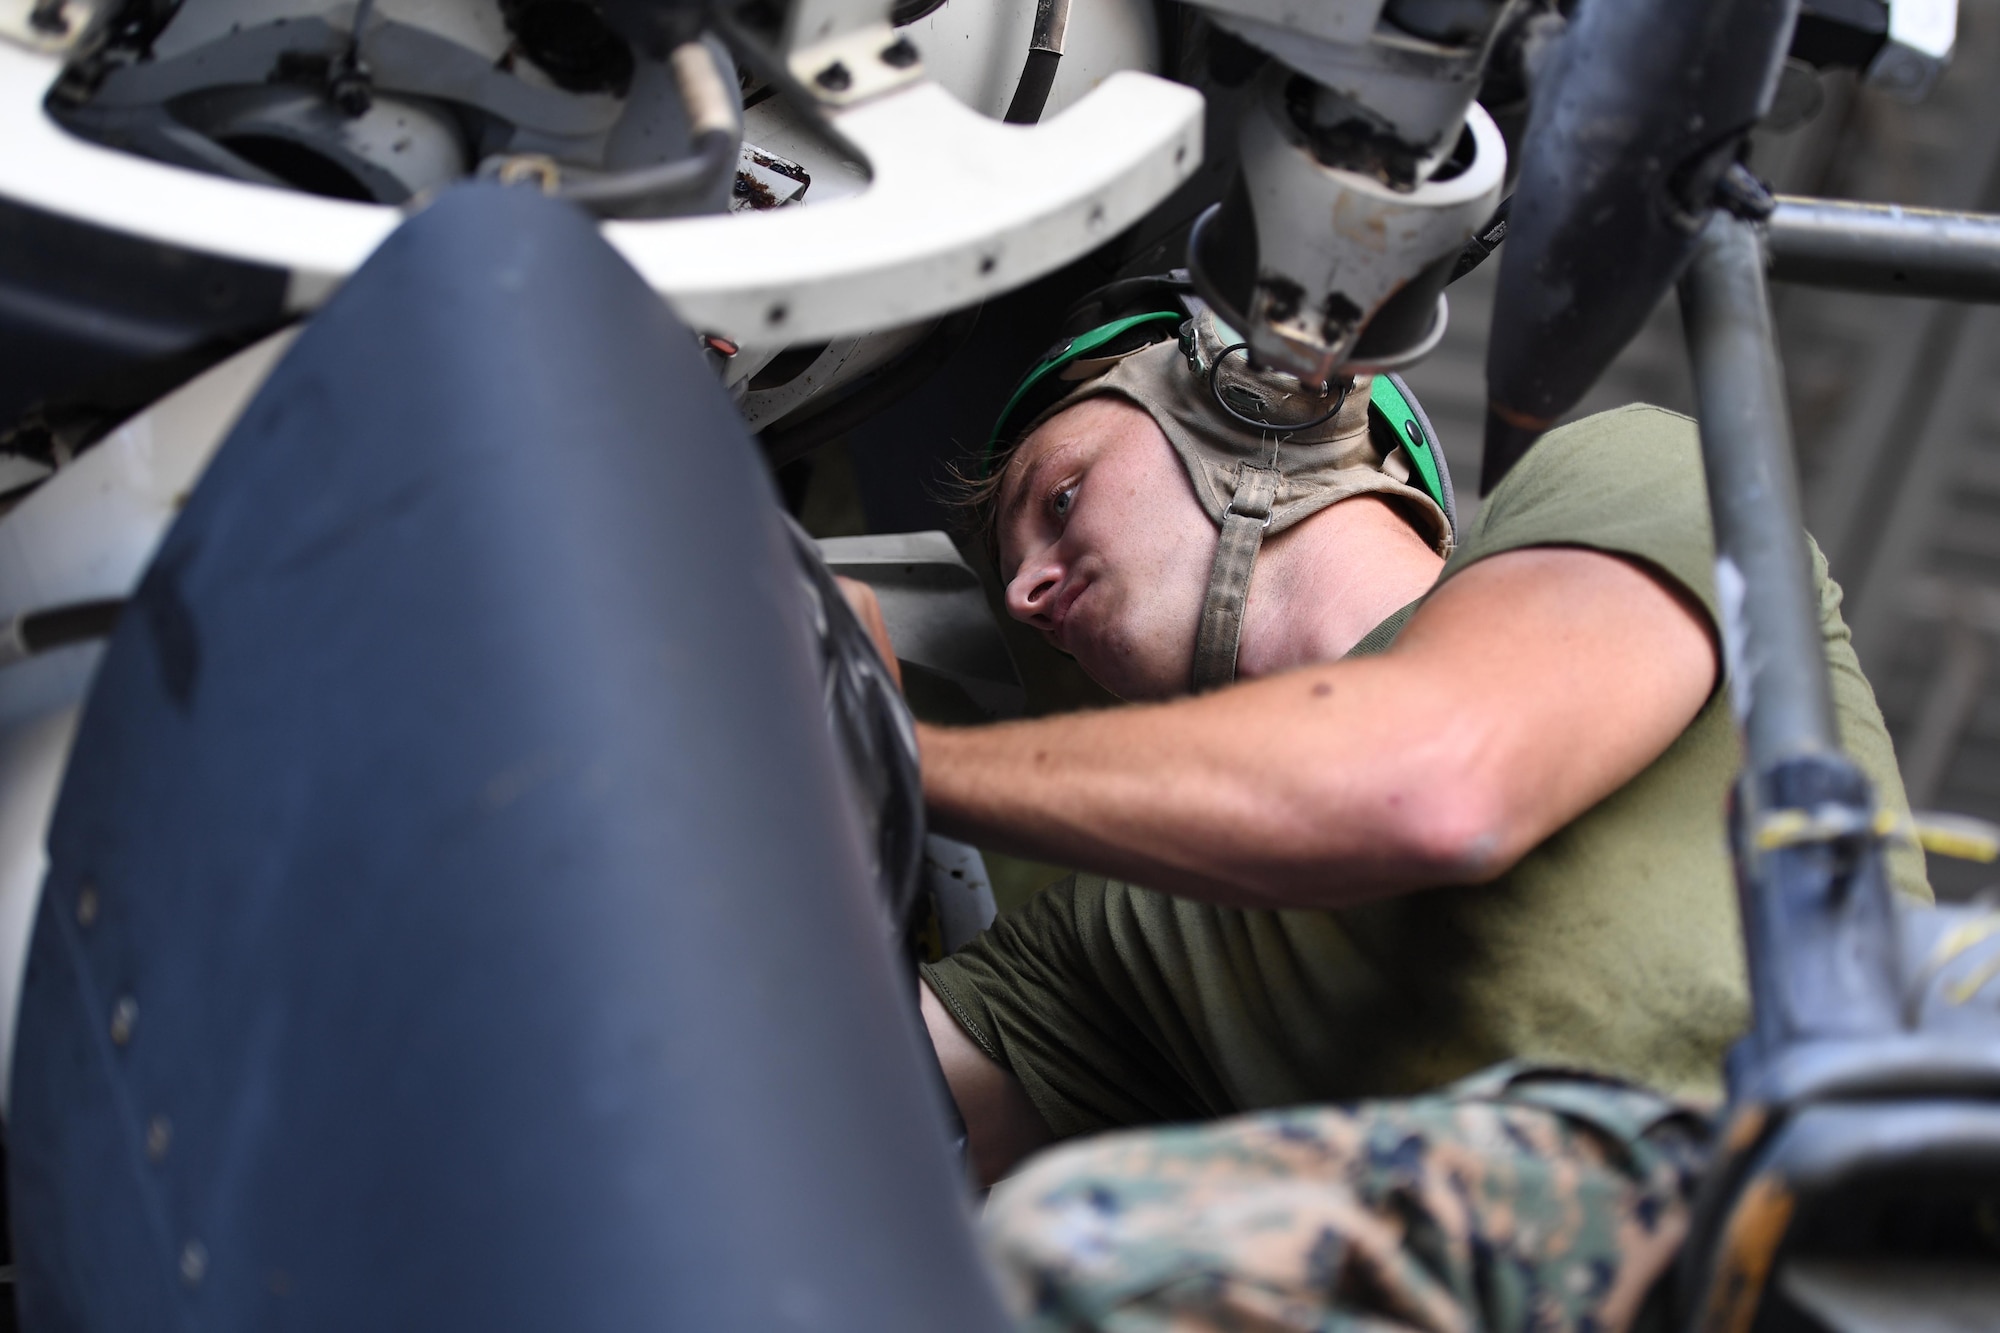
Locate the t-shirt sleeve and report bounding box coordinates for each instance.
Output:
[1810,536,1932,901]
[920,875,1218,1137]
[1440,403,1721,623]
[1437,404,1929,902]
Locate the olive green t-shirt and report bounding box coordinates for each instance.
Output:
[922,404,1929,1136]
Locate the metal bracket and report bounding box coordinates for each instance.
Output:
[0,0,101,54]
[1866,0,1956,101]
[0,42,1203,345]
[786,21,924,108]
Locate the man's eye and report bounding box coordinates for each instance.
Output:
[1053,484,1077,518]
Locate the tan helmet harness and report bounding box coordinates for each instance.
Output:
[989,294,1456,692]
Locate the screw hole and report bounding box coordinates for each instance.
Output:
[110,994,138,1046]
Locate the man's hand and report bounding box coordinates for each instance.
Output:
[919,547,1719,911]
[835,575,902,690]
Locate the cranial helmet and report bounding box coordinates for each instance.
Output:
[989,274,1457,692]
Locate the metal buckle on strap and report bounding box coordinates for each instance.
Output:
[1220,499,1272,528]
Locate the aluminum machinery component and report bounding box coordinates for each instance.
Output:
[589,72,1195,337]
[1480,0,1798,494]
[780,0,896,66]
[908,0,1155,123]
[50,0,733,212]
[555,38,738,216]
[1662,895,2000,1333]
[730,141,811,211]
[785,21,924,109]
[670,33,735,138]
[0,660,89,1116]
[819,530,1026,721]
[3,36,1203,342]
[1866,0,1956,101]
[1685,1100,2000,1333]
[736,322,930,429]
[0,0,104,52]
[1764,194,2000,302]
[1192,68,1503,385]
[1784,1261,2000,1333]
[1791,0,1890,69]
[759,0,922,110]
[0,192,291,439]
[162,85,470,204]
[759,304,979,463]
[738,87,869,206]
[1209,6,1513,178]
[0,330,295,627]
[0,457,50,496]
[1191,0,1388,56]
[922,834,998,955]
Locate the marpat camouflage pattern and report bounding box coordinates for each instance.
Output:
[982,1065,1712,1333]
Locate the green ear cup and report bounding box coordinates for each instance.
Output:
[1368,374,1447,514]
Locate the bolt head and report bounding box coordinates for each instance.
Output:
[147,1115,172,1162]
[75,883,98,928]
[180,1239,207,1286]
[814,60,852,92]
[109,995,137,1046]
[880,38,918,69]
[28,1,70,37]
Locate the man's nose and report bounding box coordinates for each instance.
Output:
[1006,556,1063,628]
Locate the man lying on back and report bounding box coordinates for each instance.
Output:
[845,288,1927,1331]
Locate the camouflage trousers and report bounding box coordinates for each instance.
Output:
[981,1066,1713,1333]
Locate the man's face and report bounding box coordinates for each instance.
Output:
[995,396,1217,700]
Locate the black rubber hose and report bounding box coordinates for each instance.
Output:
[1003,49,1061,124]
[557,128,735,216]
[1448,194,1510,284]
[1003,0,1072,125]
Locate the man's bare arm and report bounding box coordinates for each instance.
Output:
[921,547,1719,911]
[921,979,1052,1186]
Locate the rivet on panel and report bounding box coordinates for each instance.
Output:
[109,995,137,1046]
[180,1238,207,1286]
[146,1115,172,1162]
[75,883,98,928]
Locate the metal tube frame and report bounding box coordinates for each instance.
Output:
[1676,210,2000,1333]
[1677,212,1903,1059]
[1681,213,1841,767]
[1766,194,2000,302]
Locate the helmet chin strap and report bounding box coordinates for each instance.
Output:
[1190,463,1280,692]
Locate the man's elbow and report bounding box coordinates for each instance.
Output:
[1252,749,1538,901]
[1392,775,1532,885]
